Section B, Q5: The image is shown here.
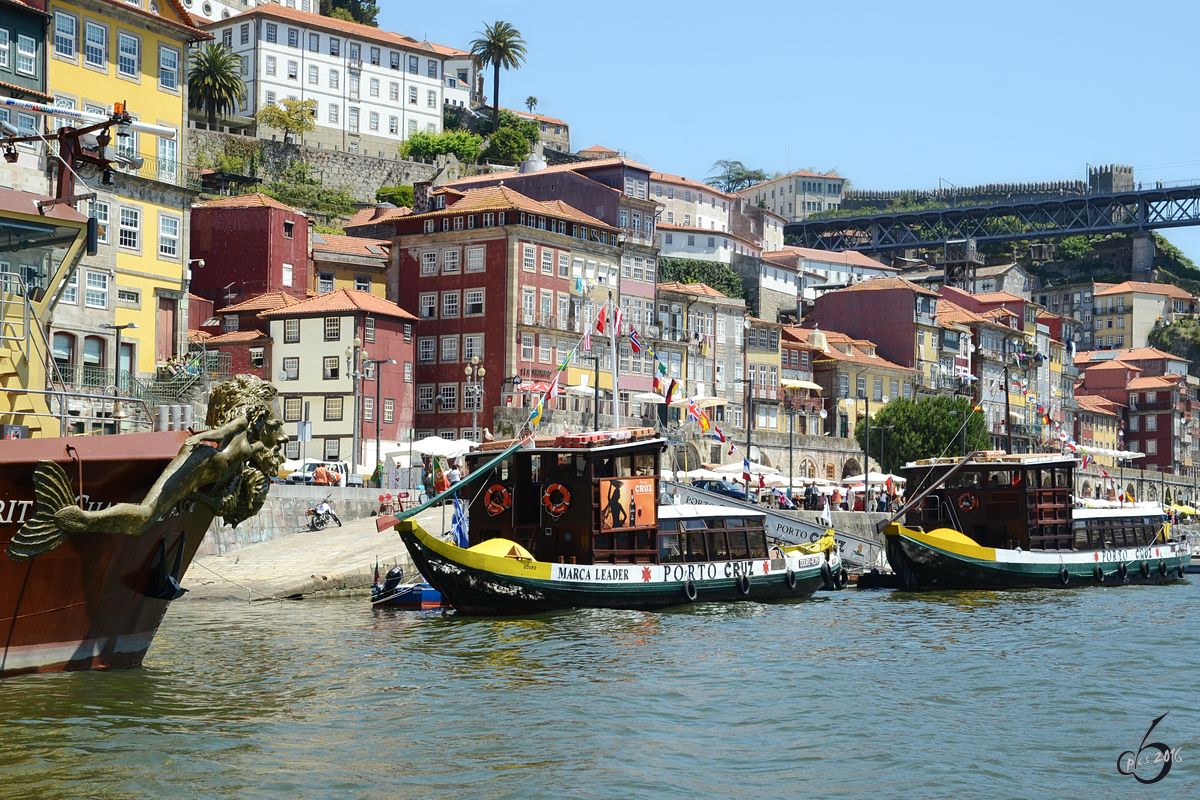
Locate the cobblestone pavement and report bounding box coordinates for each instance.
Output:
[180,505,454,601]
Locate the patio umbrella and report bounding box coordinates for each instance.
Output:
[411,436,478,459]
[713,461,779,476]
[634,392,667,403]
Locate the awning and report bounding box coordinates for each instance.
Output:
[781,379,822,392]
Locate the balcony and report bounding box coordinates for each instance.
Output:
[621,227,662,249]
[751,385,781,402]
[781,367,814,382]
[977,347,1004,362]
[784,396,823,413]
[55,146,202,191]
[1062,363,1080,378]
[347,58,363,72]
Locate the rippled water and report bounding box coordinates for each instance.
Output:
[2,583,1197,799]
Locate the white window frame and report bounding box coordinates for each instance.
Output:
[84,22,106,69]
[158,45,179,91]
[54,12,77,60]
[84,270,108,309]
[118,206,140,251]
[157,213,180,259]
[117,32,139,79]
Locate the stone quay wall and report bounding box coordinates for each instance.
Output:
[199,484,387,557]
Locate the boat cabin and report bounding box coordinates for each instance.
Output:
[657,504,771,565]
[902,454,1164,551]
[466,428,665,565]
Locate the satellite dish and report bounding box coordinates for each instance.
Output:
[819,410,828,419]
[277,371,288,381]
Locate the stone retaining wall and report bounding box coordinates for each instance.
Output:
[199,484,386,556]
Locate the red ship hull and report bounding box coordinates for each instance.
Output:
[0,431,215,678]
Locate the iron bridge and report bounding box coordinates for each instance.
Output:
[784,184,1200,252]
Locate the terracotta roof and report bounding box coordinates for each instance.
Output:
[764,245,895,272]
[200,4,459,55]
[1077,394,1124,414]
[186,292,209,302]
[1094,281,1195,300]
[260,288,417,321]
[194,193,300,212]
[0,79,51,100]
[187,329,212,343]
[813,330,917,373]
[346,205,411,227]
[650,172,733,199]
[1081,359,1141,373]
[1127,375,1182,390]
[312,232,390,258]
[655,281,729,298]
[1075,346,1188,365]
[415,185,615,230]
[822,275,939,297]
[219,291,303,315]
[440,156,654,190]
[968,290,1026,304]
[935,299,990,326]
[579,145,618,154]
[206,330,268,345]
[507,109,568,127]
[1,0,47,11]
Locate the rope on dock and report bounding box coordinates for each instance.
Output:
[190,559,287,603]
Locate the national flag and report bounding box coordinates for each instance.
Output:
[697,412,711,434]
[613,303,624,334]
[629,329,643,353]
[712,425,726,443]
[742,458,751,483]
[653,373,663,392]
[727,443,735,456]
[686,398,701,423]
[529,395,546,427]
[758,472,767,489]
[665,378,678,405]
[596,300,608,334]
[886,476,895,495]
[973,404,983,412]
[451,494,469,548]
[583,324,592,351]
[1042,413,1051,425]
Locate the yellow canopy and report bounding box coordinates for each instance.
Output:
[467,538,534,559]
[785,533,837,555]
[781,379,822,392]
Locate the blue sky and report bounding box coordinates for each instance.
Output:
[381,0,1200,260]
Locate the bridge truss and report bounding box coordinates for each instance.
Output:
[784,184,1200,252]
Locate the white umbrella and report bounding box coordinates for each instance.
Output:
[634,391,666,403]
[684,468,724,481]
[565,383,594,396]
[713,461,779,476]
[669,396,725,408]
[411,436,478,459]
[842,472,903,485]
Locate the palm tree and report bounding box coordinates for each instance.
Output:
[470,21,527,134]
[188,43,246,130]
[525,96,538,113]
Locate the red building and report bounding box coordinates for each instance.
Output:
[189,193,310,310]
[390,184,622,439]
[805,276,940,372]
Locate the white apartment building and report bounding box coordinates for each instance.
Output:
[200,5,474,156]
[183,0,278,24]
[736,169,846,223]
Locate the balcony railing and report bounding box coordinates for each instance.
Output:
[751,385,780,402]
[52,363,114,391]
[621,227,662,248]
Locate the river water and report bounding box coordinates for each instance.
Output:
[1,583,1197,799]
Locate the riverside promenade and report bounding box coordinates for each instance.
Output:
[180,505,452,601]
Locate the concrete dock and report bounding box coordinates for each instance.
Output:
[180,505,452,601]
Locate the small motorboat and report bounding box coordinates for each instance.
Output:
[370,565,450,609]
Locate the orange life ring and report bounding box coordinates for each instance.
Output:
[485,484,511,516]
[543,483,570,516]
[958,492,979,511]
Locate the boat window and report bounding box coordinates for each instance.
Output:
[558,453,572,467]
[704,518,725,530]
[1054,469,1070,488]
[707,531,730,560]
[635,529,653,550]
[727,529,750,559]
[634,454,656,476]
[948,471,981,488]
[530,455,541,483]
[615,456,632,477]
[659,533,683,563]
[722,518,743,529]
[595,532,610,550]
[748,531,768,559]
[614,532,630,550]
[1026,469,1042,488]
[683,518,706,530]
[685,532,707,562]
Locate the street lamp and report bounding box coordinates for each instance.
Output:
[871,423,895,486]
[344,335,362,478]
[464,357,486,443]
[363,351,396,485]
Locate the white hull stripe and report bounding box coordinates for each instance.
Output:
[0,636,150,673]
[934,541,1186,566]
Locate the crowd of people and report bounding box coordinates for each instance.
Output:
[753,482,904,514]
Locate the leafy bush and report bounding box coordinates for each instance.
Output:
[657,258,745,300]
[375,185,414,207]
[480,127,530,163]
[400,130,483,163]
[263,162,355,215]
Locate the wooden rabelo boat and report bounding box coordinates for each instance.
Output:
[884,453,1191,590]
[388,428,841,614]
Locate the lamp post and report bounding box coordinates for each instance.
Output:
[364,352,396,485]
[464,357,486,442]
[871,422,895,478]
[344,335,362,479]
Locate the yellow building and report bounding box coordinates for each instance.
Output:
[46,0,208,420]
[1075,395,1122,471]
[311,232,389,299]
[813,330,918,440]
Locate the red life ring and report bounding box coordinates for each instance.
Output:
[958,492,979,511]
[543,483,571,516]
[485,485,511,516]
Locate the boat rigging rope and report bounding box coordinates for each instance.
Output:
[189,559,286,603]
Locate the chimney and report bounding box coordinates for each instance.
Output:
[413,181,433,213]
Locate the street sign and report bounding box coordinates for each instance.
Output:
[297,420,312,442]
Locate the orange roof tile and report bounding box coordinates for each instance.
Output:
[655,281,731,299]
[312,232,390,258]
[440,156,654,190]
[206,330,268,345]
[219,292,303,315]
[812,329,917,373]
[507,109,568,127]
[260,288,417,321]
[346,205,411,227]
[415,185,615,230]
[1076,394,1124,414]
[194,193,300,212]
[1127,375,1182,390]
[935,299,990,326]
[201,4,459,55]
[187,329,212,343]
[969,290,1026,304]
[579,145,618,154]
[1094,281,1195,299]
[1082,359,1142,372]
[1075,346,1188,364]
[764,245,896,272]
[823,275,939,297]
[650,172,732,199]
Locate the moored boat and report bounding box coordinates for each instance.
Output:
[370,566,450,609]
[884,453,1190,590]
[387,429,841,614]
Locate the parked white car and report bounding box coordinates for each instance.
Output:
[287,461,351,486]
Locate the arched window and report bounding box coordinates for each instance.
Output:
[799,458,817,479]
[52,332,75,379]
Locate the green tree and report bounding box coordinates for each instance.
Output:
[255,98,317,144]
[706,160,768,193]
[470,21,527,135]
[852,395,989,474]
[263,162,355,215]
[656,258,745,300]
[375,185,414,207]
[188,42,246,130]
[480,126,529,163]
[321,0,377,26]
[525,95,538,113]
[493,109,538,144]
[399,130,483,162]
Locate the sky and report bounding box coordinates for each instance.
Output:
[380,0,1200,260]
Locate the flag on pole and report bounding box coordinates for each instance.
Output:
[646,343,658,363]
[758,472,767,489]
[596,300,608,334]
[665,378,678,405]
[728,443,735,456]
[653,373,663,392]
[629,329,643,353]
[374,557,380,585]
[712,425,726,443]
[613,303,624,334]
[742,458,751,482]
[451,494,469,548]
[529,395,545,427]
